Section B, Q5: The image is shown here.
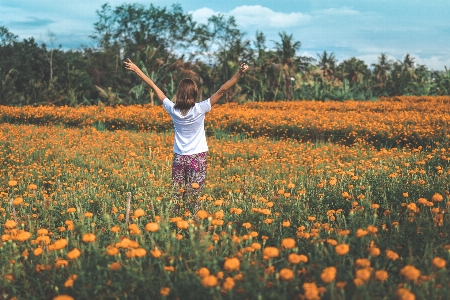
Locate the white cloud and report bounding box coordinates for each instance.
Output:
[190,5,311,28]
[313,7,361,16]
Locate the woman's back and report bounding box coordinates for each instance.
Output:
[163,98,211,155]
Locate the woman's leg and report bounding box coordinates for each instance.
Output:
[172,153,186,210]
[184,152,207,212]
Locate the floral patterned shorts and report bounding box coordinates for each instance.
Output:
[172,152,207,211]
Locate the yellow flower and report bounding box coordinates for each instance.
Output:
[67,248,81,260]
[320,266,337,283]
[279,268,294,281]
[223,258,240,272]
[160,287,170,297]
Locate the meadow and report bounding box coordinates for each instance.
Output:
[1,96,449,300]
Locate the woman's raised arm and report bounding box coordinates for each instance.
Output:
[124,58,166,104]
[210,62,249,106]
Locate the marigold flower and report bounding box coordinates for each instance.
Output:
[34,247,43,256]
[396,288,415,300]
[135,248,146,257]
[355,258,371,268]
[13,197,23,205]
[356,229,368,238]
[432,257,446,269]
[355,268,372,282]
[400,265,421,281]
[353,277,365,287]
[224,257,240,272]
[368,247,380,257]
[335,244,350,256]
[262,247,279,259]
[303,282,319,300]
[128,223,141,235]
[197,267,210,278]
[110,226,120,233]
[49,238,68,251]
[431,193,444,202]
[82,233,96,243]
[8,180,18,187]
[320,266,337,283]
[282,220,290,227]
[196,210,208,219]
[176,220,189,229]
[107,247,119,256]
[53,295,74,300]
[202,275,218,288]
[375,270,388,281]
[144,222,159,232]
[133,208,145,218]
[67,207,76,213]
[67,248,81,260]
[109,262,121,270]
[385,250,399,261]
[279,268,294,281]
[4,220,17,229]
[222,277,235,291]
[55,259,69,268]
[28,183,38,190]
[160,287,170,297]
[288,253,308,264]
[84,212,93,218]
[251,242,261,250]
[191,182,200,189]
[280,238,296,249]
[64,278,74,288]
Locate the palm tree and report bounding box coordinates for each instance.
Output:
[316,51,336,79]
[372,53,392,95]
[274,32,302,101]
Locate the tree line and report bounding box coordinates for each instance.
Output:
[1,2,449,106]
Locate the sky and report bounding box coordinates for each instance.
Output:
[1,0,449,70]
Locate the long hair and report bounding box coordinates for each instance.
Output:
[174,79,197,112]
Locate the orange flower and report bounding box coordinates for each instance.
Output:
[191,182,200,189]
[13,197,23,205]
[202,275,218,288]
[84,212,93,218]
[281,238,296,249]
[109,262,121,270]
[4,220,17,229]
[110,226,120,233]
[197,267,210,278]
[279,268,294,281]
[303,282,319,300]
[396,288,415,300]
[34,247,43,256]
[55,259,69,268]
[375,270,388,281]
[222,277,235,291]
[355,268,372,282]
[8,180,18,187]
[431,193,444,202]
[82,233,96,243]
[160,287,170,297]
[432,257,446,269]
[400,265,421,281]
[288,253,308,264]
[28,183,38,190]
[262,247,279,259]
[386,250,399,261]
[356,229,368,238]
[335,244,350,256]
[67,248,81,260]
[320,266,337,283]
[133,208,145,218]
[196,210,208,219]
[176,220,189,230]
[53,295,74,300]
[107,247,119,256]
[145,222,160,232]
[224,258,240,272]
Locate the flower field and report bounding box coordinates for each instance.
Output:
[1,96,450,299]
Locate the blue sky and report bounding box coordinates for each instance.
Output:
[1,0,449,70]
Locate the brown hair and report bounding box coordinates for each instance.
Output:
[174,79,197,113]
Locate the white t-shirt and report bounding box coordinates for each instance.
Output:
[163,98,211,155]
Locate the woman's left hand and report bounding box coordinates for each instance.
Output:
[124,58,139,72]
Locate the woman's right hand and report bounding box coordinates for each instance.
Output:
[239,62,249,75]
[123,58,139,72]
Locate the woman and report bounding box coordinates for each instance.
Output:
[124,58,249,212]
